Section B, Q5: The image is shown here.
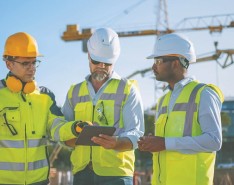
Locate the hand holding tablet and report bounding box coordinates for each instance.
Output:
[75,126,116,146]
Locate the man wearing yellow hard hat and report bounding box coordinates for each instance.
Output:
[0,32,81,185]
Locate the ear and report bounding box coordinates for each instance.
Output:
[5,61,13,70]
[88,53,91,61]
[174,59,183,69]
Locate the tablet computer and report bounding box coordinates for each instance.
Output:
[75,126,116,146]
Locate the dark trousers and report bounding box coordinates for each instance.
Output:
[73,165,133,185]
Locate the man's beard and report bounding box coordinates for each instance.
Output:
[91,71,108,82]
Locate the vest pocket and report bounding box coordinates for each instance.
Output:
[0,105,20,137]
[100,148,124,167]
[166,152,196,185]
[155,114,167,137]
[74,103,91,121]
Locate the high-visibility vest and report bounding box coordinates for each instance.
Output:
[67,78,136,176]
[0,80,66,185]
[152,81,223,185]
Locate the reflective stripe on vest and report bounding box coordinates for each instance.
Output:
[71,79,127,127]
[69,79,135,176]
[0,158,48,171]
[28,159,48,170]
[0,139,48,171]
[0,140,24,148]
[158,83,205,136]
[157,94,167,115]
[0,162,24,171]
[0,138,47,148]
[71,82,91,107]
[101,79,127,127]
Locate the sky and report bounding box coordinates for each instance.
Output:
[0,0,234,110]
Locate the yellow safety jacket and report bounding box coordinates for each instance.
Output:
[67,78,135,176]
[152,81,223,185]
[0,80,70,185]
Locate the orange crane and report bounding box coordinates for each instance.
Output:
[61,14,234,41]
[61,13,234,70]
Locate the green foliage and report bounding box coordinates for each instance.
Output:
[134,112,155,170]
[144,113,155,135]
[221,112,232,127]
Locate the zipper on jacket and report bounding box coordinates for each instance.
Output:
[25,125,27,185]
[89,105,96,164]
[28,100,35,134]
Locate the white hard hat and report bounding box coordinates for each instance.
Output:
[147,33,196,63]
[87,28,120,64]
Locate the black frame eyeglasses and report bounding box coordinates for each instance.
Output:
[91,59,112,67]
[154,57,178,66]
[11,59,41,69]
[96,101,108,125]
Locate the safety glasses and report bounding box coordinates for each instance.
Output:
[154,57,178,66]
[11,59,41,69]
[96,101,108,125]
[91,59,112,67]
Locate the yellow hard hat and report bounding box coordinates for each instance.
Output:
[3,32,42,57]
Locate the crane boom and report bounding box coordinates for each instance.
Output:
[61,14,234,41]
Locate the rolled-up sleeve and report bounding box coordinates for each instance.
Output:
[120,85,145,149]
[62,94,75,121]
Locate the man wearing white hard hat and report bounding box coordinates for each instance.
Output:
[62,28,144,185]
[138,33,224,185]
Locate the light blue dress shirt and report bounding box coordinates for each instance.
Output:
[164,77,222,154]
[62,71,145,149]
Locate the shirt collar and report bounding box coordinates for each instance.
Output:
[175,77,195,88]
[165,76,196,91]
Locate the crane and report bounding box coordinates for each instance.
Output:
[61,13,234,68]
[61,13,234,77]
[197,41,234,68]
[61,14,234,41]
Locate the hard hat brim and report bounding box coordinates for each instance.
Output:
[37,53,44,57]
[89,53,114,64]
[146,54,156,59]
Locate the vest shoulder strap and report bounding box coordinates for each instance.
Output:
[206,84,224,103]
[39,86,63,116]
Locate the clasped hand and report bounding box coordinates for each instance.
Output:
[138,135,166,152]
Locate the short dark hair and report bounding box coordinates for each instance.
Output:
[3,55,18,61]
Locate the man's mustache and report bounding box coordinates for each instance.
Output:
[94,68,108,74]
